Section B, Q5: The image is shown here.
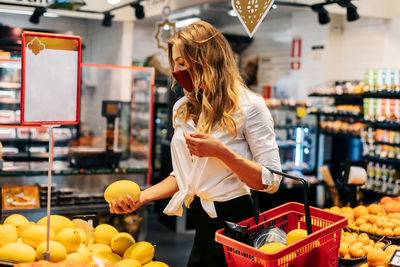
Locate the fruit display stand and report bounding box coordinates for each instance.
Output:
[324,197,400,267]
[215,169,348,267]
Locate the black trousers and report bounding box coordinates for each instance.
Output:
[187,195,256,267]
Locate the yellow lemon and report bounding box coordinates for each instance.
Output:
[3,214,30,237]
[66,252,91,263]
[0,224,18,247]
[0,242,36,263]
[89,243,113,254]
[286,229,308,245]
[259,242,286,253]
[115,259,142,267]
[76,227,88,245]
[21,225,55,249]
[56,228,81,253]
[143,261,170,267]
[35,241,67,263]
[104,180,141,203]
[92,251,121,264]
[94,224,119,246]
[123,241,155,265]
[37,215,75,235]
[72,218,94,241]
[111,232,135,256]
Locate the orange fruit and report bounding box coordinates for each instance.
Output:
[359,223,372,233]
[367,248,386,267]
[382,228,394,237]
[394,227,400,236]
[339,241,349,257]
[374,242,385,249]
[368,204,384,215]
[357,233,370,245]
[380,196,394,205]
[363,244,373,255]
[356,217,367,226]
[349,242,364,258]
[353,206,369,218]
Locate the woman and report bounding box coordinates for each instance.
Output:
[110,20,282,267]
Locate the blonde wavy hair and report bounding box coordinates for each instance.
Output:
[168,20,246,137]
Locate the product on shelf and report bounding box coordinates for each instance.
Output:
[363,98,400,122]
[0,110,16,123]
[364,162,399,195]
[336,105,362,115]
[320,120,366,136]
[309,80,364,95]
[0,128,16,139]
[364,68,400,93]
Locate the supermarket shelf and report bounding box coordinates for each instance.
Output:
[363,156,400,167]
[309,111,363,119]
[277,141,311,149]
[308,93,364,99]
[360,188,397,198]
[363,92,400,99]
[1,203,111,216]
[363,120,400,130]
[363,141,400,147]
[0,166,148,176]
[275,124,313,130]
[1,139,71,146]
[1,202,153,218]
[3,153,69,162]
[321,130,360,138]
[309,92,400,99]
[0,102,19,109]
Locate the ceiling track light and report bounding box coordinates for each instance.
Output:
[311,4,330,25]
[337,0,360,22]
[275,0,359,25]
[130,2,145,20]
[29,7,46,24]
[102,12,114,27]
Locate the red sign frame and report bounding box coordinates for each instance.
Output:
[21,32,81,125]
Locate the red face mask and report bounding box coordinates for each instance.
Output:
[172,69,194,92]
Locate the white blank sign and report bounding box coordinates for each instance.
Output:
[21,33,81,125]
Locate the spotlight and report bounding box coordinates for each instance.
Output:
[102,12,114,27]
[29,7,46,24]
[131,2,145,20]
[311,4,330,25]
[338,0,360,22]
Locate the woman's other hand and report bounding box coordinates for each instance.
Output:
[183,131,227,158]
[109,193,147,214]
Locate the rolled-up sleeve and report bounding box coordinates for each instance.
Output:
[243,96,282,193]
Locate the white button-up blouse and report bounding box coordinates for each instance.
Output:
[163,88,282,218]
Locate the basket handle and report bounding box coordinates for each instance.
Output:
[256,167,312,235]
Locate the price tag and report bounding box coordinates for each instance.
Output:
[389,250,400,267]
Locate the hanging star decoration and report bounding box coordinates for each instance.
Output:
[154,5,176,52]
[232,0,275,38]
[27,37,46,55]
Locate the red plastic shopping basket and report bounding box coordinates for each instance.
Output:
[215,202,347,266]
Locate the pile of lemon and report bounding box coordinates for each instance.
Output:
[0,214,167,267]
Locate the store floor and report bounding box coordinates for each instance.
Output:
[146,211,194,266]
